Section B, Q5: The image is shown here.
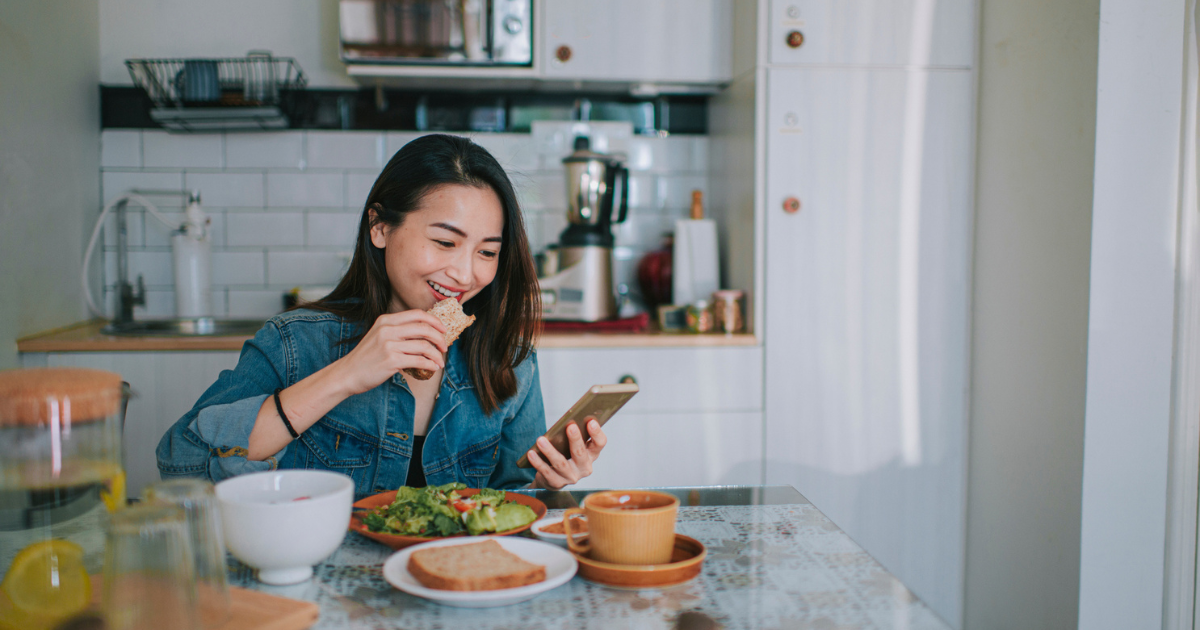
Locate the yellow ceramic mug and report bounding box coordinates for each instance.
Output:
[563,490,679,565]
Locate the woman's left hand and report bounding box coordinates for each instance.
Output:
[527,418,607,490]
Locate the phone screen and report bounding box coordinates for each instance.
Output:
[516,383,639,468]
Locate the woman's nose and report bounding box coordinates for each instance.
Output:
[446,251,472,286]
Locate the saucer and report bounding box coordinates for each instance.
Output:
[572,534,706,589]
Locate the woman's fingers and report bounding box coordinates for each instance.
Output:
[535,436,579,483]
[566,423,593,476]
[527,450,567,489]
[585,419,607,455]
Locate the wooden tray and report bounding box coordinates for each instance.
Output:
[90,582,318,630]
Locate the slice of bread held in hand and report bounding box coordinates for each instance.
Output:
[407,540,546,591]
[403,297,475,381]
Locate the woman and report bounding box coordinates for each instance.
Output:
[156,134,606,496]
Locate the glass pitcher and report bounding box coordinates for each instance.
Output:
[0,367,127,630]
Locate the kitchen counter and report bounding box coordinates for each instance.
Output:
[16,320,758,353]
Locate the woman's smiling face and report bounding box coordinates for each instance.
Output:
[369,184,504,313]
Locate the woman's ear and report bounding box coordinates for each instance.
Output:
[368,204,388,249]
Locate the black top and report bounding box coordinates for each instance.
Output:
[405,434,427,488]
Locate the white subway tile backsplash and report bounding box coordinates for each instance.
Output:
[306,212,360,248]
[626,173,656,210]
[690,137,709,173]
[185,172,265,208]
[105,250,174,288]
[211,251,266,286]
[660,175,709,212]
[225,132,305,169]
[266,172,344,208]
[102,171,185,207]
[345,172,377,209]
[471,133,539,173]
[266,252,348,286]
[142,131,223,168]
[514,173,565,212]
[94,129,709,301]
[102,209,144,248]
[614,214,674,250]
[228,290,285,318]
[138,289,177,318]
[101,130,141,168]
[385,132,426,159]
[226,212,305,247]
[307,131,383,170]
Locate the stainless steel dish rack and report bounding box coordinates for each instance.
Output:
[125,52,307,132]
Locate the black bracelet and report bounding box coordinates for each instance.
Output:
[273,388,300,439]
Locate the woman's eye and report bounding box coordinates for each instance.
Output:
[480,250,499,259]
[434,240,454,247]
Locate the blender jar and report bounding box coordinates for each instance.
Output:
[0,367,127,630]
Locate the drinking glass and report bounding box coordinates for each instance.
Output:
[141,479,230,628]
[102,505,200,630]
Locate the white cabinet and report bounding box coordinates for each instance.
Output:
[541,0,732,84]
[21,351,240,499]
[767,0,975,67]
[537,346,764,489]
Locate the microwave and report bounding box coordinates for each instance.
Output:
[339,0,532,67]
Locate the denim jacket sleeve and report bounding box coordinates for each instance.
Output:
[156,322,290,482]
[486,351,543,490]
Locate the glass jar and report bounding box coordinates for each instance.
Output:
[0,368,127,630]
[685,299,715,333]
[712,289,746,334]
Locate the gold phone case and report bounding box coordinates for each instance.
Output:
[516,383,639,468]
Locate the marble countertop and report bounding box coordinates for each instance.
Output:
[233,485,950,630]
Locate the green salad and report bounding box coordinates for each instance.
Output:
[360,482,538,537]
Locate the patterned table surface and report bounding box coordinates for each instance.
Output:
[230,486,950,630]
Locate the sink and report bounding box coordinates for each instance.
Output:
[101,318,266,337]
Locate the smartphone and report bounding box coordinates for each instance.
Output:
[516,383,639,468]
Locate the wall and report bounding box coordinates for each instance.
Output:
[99,127,709,320]
[1077,0,1190,627]
[964,0,1098,627]
[0,2,100,368]
[99,0,352,88]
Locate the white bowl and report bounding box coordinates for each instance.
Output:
[531,515,589,549]
[215,470,354,585]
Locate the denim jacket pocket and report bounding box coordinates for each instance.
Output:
[458,435,501,487]
[297,419,376,490]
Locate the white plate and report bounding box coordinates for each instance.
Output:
[382,536,577,608]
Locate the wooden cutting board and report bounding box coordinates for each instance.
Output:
[89,582,319,630]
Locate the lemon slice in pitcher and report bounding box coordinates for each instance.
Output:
[0,540,91,630]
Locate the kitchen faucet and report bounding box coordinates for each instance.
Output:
[111,189,202,326]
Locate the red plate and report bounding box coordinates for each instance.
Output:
[348,488,548,550]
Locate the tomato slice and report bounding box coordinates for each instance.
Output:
[452,499,475,513]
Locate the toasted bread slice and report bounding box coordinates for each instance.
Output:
[407,540,546,591]
[403,298,476,381]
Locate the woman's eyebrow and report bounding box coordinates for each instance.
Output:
[431,222,502,243]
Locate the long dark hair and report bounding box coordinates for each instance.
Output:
[308,134,540,414]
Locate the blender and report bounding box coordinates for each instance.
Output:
[539,136,629,321]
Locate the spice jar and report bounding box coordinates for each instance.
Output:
[712,289,746,334]
[0,368,127,630]
[685,299,715,333]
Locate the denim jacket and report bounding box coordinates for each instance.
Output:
[156,308,542,498]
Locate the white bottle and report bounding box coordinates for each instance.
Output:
[172,193,213,318]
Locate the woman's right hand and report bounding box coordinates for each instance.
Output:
[332,310,448,396]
